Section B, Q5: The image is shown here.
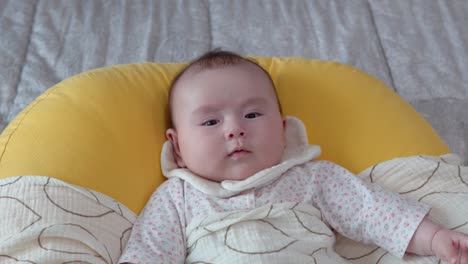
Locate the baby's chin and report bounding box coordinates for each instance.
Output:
[223,172,255,182]
[200,168,266,182]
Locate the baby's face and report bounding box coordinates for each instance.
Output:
[168,63,286,182]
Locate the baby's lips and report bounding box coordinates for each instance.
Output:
[228,149,251,159]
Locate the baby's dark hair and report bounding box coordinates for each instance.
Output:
[168,49,282,128]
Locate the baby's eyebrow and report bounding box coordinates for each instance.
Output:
[241,97,268,108]
[192,105,220,116]
[192,97,268,116]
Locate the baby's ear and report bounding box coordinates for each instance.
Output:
[166,128,186,168]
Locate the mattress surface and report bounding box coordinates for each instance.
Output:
[0,0,466,162]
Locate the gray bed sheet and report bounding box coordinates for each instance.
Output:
[1,0,467,163]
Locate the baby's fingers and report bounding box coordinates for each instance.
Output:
[459,242,468,264]
[449,240,468,264]
[445,240,459,264]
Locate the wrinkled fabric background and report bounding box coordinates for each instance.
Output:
[1,0,466,163]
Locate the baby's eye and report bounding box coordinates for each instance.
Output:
[201,119,219,126]
[244,112,261,119]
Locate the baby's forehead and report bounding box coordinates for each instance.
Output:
[169,61,279,125]
[185,61,263,79]
[177,61,270,87]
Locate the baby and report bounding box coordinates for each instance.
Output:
[119,50,468,264]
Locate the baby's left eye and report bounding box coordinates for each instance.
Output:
[244,112,261,119]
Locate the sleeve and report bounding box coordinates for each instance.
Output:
[307,161,430,258]
[119,178,187,264]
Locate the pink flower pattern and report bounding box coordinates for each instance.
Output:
[119,161,429,263]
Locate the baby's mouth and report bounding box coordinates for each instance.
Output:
[228,147,251,158]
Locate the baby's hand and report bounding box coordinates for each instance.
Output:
[432,229,468,264]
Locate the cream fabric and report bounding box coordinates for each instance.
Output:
[185,202,346,264]
[336,154,467,263]
[0,176,136,264]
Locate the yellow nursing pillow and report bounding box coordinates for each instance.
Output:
[0,58,449,214]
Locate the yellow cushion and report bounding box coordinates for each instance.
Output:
[0,58,450,214]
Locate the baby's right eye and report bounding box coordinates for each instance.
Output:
[201,119,219,126]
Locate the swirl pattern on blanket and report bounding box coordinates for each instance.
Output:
[0,176,136,264]
[186,202,349,264]
[335,154,468,264]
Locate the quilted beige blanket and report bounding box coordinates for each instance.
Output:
[336,154,467,264]
[0,154,466,263]
[0,176,136,263]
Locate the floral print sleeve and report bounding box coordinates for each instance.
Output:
[119,178,186,264]
[308,161,430,258]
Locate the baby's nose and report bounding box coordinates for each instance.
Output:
[226,129,245,140]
